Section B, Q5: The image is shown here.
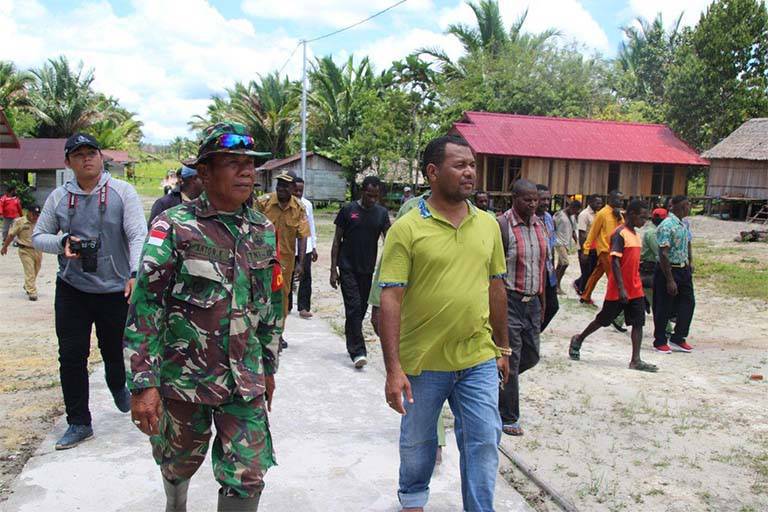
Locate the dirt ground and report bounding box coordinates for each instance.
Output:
[0,207,765,510]
[308,212,768,512]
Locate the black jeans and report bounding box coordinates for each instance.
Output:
[339,269,373,360]
[652,266,695,347]
[541,281,559,332]
[55,278,129,425]
[288,255,312,312]
[499,292,541,425]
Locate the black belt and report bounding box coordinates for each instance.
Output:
[509,290,538,303]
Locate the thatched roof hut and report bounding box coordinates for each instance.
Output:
[703,118,768,200]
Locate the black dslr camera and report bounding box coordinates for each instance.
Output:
[70,239,100,273]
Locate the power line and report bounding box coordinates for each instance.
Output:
[276,42,301,76]
[306,0,409,43]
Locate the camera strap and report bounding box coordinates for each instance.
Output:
[66,180,109,243]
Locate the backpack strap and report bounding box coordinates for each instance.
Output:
[497,212,510,256]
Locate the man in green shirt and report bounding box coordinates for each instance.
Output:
[379,136,510,512]
[640,208,667,311]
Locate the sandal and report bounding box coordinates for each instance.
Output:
[502,423,524,436]
[629,360,658,373]
[568,335,582,361]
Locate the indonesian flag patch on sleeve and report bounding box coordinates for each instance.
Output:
[271,262,284,292]
[147,227,168,247]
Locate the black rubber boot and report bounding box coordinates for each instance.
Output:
[217,492,261,511]
[162,478,190,512]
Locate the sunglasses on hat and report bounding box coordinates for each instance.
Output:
[214,133,255,150]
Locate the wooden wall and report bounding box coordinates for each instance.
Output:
[706,159,768,200]
[263,155,347,201]
[480,155,689,197]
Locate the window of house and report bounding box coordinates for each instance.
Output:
[608,163,620,193]
[651,165,675,195]
[487,156,504,191]
[507,158,522,190]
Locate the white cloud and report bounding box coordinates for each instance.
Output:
[360,28,465,72]
[0,0,301,142]
[627,0,711,28]
[437,0,611,54]
[241,0,434,28]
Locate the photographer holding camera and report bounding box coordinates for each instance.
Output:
[33,133,147,450]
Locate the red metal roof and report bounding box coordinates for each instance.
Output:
[0,139,134,170]
[452,112,708,166]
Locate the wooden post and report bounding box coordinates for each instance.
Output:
[483,155,488,191]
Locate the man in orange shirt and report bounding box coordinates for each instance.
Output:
[580,190,624,305]
[1,186,23,241]
[569,200,657,372]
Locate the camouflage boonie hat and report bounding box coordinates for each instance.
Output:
[184,121,270,168]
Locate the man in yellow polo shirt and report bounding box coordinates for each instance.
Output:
[580,190,624,305]
[379,135,510,512]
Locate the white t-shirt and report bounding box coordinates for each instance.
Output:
[295,196,316,255]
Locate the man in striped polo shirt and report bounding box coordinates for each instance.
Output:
[497,179,548,437]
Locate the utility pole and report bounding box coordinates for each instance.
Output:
[300,39,308,181]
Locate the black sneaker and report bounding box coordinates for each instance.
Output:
[280,337,288,349]
[55,424,93,450]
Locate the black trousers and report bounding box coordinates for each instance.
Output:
[339,269,373,360]
[576,250,597,293]
[499,292,541,425]
[55,278,129,425]
[289,255,312,312]
[652,266,695,347]
[541,281,560,332]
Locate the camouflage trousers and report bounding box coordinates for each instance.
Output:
[150,395,276,498]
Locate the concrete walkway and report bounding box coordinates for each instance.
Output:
[3,313,531,511]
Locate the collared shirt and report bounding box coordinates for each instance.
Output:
[641,223,660,263]
[553,209,576,248]
[9,216,36,247]
[607,225,643,301]
[583,205,624,255]
[255,192,310,268]
[295,196,316,255]
[577,206,595,236]
[124,192,283,405]
[379,197,506,375]
[503,207,548,296]
[656,212,689,265]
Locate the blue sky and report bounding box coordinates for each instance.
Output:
[1,0,712,142]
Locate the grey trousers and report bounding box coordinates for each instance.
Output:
[498,291,541,425]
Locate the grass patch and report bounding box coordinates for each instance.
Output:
[131,159,180,197]
[693,243,768,301]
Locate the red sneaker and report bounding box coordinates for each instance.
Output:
[654,344,672,354]
[671,341,693,353]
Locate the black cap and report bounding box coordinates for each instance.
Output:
[65,133,100,155]
[28,205,41,215]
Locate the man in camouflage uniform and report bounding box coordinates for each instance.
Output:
[255,172,309,348]
[124,122,281,512]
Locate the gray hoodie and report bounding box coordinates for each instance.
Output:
[33,172,147,294]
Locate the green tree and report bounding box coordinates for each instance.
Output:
[27,56,103,137]
[307,55,376,151]
[665,0,768,150]
[192,73,298,158]
[0,61,32,111]
[419,2,558,80]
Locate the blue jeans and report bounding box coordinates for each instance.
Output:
[398,358,501,511]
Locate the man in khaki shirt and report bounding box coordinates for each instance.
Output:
[255,171,310,347]
[1,205,43,300]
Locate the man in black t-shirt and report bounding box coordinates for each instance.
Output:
[331,176,391,368]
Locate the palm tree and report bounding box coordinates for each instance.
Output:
[308,55,375,146]
[617,12,683,104]
[27,56,103,137]
[0,61,32,110]
[419,2,559,79]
